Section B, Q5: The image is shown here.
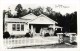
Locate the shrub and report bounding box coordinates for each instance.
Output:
[25,33,31,37]
[44,33,50,37]
[70,42,77,45]
[63,34,66,37]
[10,35,15,38]
[3,31,10,39]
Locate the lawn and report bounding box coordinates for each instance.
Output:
[12,43,77,49]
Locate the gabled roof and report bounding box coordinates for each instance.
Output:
[5,14,58,25]
[39,14,57,23]
[21,13,37,20]
[5,13,37,23]
[29,14,58,24]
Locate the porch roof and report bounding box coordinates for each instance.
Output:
[55,26,63,28]
[49,25,62,28]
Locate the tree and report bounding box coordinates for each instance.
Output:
[70,12,77,33]
[46,7,53,15]
[32,7,43,16]
[21,9,28,16]
[63,13,71,32]
[28,8,33,14]
[62,12,77,33]
[15,4,23,17]
[7,10,13,18]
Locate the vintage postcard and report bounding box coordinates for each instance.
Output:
[0,0,79,51]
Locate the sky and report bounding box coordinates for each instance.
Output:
[0,0,79,15]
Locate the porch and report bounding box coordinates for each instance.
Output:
[29,24,63,37]
[29,24,56,37]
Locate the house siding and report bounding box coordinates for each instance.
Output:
[7,23,29,35]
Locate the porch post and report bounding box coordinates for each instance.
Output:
[53,24,55,36]
[61,28,62,32]
[31,25,33,36]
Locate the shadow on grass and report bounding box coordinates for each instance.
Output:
[10,43,77,49]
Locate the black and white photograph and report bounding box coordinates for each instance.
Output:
[0,0,79,50]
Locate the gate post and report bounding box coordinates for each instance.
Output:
[31,25,34,36]
[57,33,64,43]
[69,33,76,43]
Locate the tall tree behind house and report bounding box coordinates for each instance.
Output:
[64,13,71,32]
[21,9,28,17]
[32,7,43,16]
[15,4,23,17]
[70,12,77,33]
[62,11,77,33]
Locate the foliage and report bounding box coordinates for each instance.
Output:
[25,33,31,37]
[3,31,10,39]
[7,10,13,18]
[15,4,23,17]
[31,7,43,16]
[44,33,50,37]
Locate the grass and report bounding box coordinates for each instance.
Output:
[12,43,77,49]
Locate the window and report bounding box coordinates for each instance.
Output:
[21,24,24,31]
[12,24,16,31]
[12,24,24,31]
[17,24,20,31]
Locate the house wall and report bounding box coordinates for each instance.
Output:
[6,23,29,35]
[6,23,56,36]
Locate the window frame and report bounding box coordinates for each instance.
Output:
[12,24,16,31]
[12,23,24,31]
[17,24,20,31]
[21,24,24,31]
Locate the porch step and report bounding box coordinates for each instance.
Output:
[33,33,41,37]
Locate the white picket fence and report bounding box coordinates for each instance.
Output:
[3,37,59,48]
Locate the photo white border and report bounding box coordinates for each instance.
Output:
[0,0,80,51]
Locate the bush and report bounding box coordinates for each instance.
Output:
[63,34,66,37]
[25,33,31,37]
[10,35,15,38]
[44,33,50,37]
[3,31,10,39]
[70,42,77,45]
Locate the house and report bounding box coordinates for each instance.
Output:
[4,13,62,37]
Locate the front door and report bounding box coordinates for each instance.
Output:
[36,25,41,33]
[34,25,41,36]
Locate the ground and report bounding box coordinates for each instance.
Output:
[12,43,77,49]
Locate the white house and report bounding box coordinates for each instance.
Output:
[4,13,62,36]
